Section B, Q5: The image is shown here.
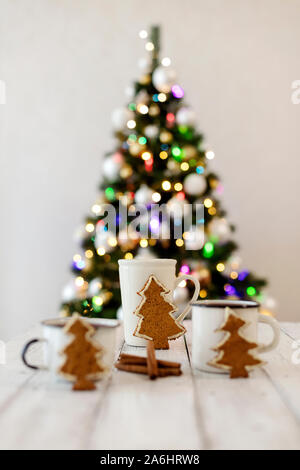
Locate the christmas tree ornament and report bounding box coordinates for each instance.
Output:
[152,66,176,93]
[167,195,191,218]
[148,104,160,116]
[88,278,103,297]
[103,153,123,181]
[144,124,159,139]
[129,142,143,156]
[183,173,207,195]
[111,107,134,131]
[183,145,197,160]
[176,107,196,126]
[59,314,105,390]
[62,280,77,302]
[209,217,231,242]
[138,57,152,73]
[135,184,154,205]
[95,229,116,254]
[185,226,205,250]
[160,130,173,143]
[209,308,264,379]
[133,275,186,349]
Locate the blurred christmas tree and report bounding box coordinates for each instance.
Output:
[61,26,274,319]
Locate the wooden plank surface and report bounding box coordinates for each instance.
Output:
[0,321,300,450]
[89,335,202,450]
[185,321,300,450]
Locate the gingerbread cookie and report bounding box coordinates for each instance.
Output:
[133,274,186,349]
[209,307,264,378]
[59,314,105,390]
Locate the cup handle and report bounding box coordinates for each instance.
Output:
[21,338,48,370]
[257,314,280,353]
[174,274,200,323]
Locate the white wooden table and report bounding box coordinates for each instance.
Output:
[0,321,300,450]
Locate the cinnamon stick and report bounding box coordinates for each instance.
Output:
[115,362,182,377]
[147,340,158,380]
[115,362,148,375]
[119,353,181,369]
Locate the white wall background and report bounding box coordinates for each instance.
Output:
[0,0,300,340]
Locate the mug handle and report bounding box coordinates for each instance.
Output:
[257,314,280,353]
[174,274,200,323]
[21,338,48,370]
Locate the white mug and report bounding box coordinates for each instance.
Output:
[118,258,200,347]
[191,300,280,373]
[22,317,120,381]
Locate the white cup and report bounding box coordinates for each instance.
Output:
[191,300,280,373]
[118,258,200,347]
[22,317,120,381]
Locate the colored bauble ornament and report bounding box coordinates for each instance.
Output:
[88,278,103,297]
[149,104,160,116]
[139,74,151,85]
[118,229,137,250]
[160,130,173,144]
[209,217,231,242]
[173,286,189,304]
[144,124,159,139]
[152,66,176,93]
[103,153,123,181]
[167,159,180,173]
[135,184,154,205]
[167,195,191,218]
[176,107,196,126]
[111,107,134,131]
[94,229,116,254]
[185,226,205,250]
[120,164,133,179]
[184,173,207,196]
[129,142,143,156]
[183,145,197,160]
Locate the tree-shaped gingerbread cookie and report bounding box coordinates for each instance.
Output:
[134,275,186,349]
[59,314,105,390]
[209,307,264,378]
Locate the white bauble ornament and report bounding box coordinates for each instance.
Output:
[152,66,176,93]
[103,153,123,181]
[173,286,189,304]
[136,247,156,259]
[125,85,135,99]
[135,184,154,205]
[62,281,77,302]
[138,57,152,73]
[95,229,115,253]
[185,226,205,250]
[144,125,159,139]
[167,195,191,218]
[209,217,231,242]
[184,173,207,196]
[135,89,149,105]
[88,278,103,297]
[111,107,134,131]
[176,107,196,126]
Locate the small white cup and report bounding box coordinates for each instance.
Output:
[22,317,120,381]
[191,300,280,373]
[118,258,200,347]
